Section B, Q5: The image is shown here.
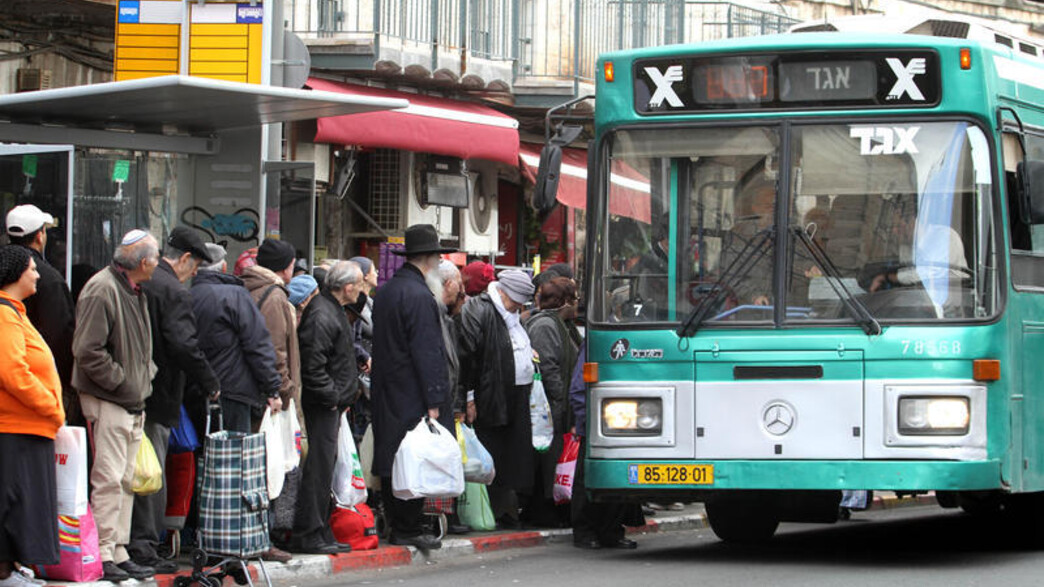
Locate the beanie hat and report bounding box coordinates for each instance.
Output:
[256,239,295,272]
[462,261,495,296]
[496,269,535,304]
[288,274,319,306]
[349,256,373,277]
[0,245,32,288]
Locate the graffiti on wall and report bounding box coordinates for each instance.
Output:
[181,206,260,246]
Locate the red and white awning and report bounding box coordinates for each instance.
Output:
[308,78,519,166]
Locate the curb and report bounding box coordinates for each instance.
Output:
[49,494,936,587]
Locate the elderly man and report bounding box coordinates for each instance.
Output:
[5,205,78,425]
[128,227,221,573]
[371,225,455,550]
[293,261,365,554]
[73,230,160,582]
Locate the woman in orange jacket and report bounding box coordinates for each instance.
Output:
[0,245,65,587]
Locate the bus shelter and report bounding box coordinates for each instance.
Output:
[0,75,405,287]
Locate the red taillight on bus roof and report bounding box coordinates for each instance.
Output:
[960,48,972,70]
[604,61,615,83]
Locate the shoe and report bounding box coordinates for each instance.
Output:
[641,505,656,517]
[572,538,602,550]
[101,561,130,583]
[389,533,442,551]
[645,502,665,511]
[495,516,521,531]
[601,538,638,549]
[0,571,41,587]
[666,502,686,511]
[447,523,472,535]
[294,536,340,555]
[333,542,353,554]
[117,560,155,580]
[260,546,293,563]
[13,568,45,585]
[133,556,178,575]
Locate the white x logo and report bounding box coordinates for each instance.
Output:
[885,58,927,101]
[645,65,684,108]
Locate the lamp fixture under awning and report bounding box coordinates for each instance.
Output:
[308,78,520,167]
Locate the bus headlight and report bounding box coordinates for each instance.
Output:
[898,396,970,435]
[602,398,662,435]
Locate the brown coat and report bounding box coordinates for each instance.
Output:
[241,265,301,406]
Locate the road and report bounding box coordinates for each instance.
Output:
[313,506,1044,587]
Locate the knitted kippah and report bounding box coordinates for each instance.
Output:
[0,245,31,288]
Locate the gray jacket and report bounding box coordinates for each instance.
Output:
[72,265,156,412]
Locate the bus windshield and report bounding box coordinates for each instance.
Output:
[595,120,998,326]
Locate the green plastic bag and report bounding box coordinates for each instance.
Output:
[457,482,496,531]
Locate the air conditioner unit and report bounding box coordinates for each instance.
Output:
[405,152,452,234]
[459,171,498,255]
[16,69,51,92]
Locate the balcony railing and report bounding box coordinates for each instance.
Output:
[284,0,797,89]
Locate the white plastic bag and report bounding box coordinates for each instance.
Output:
[332,412,368,507]
[278,399,302,472]
[459,423,495,485]
[530,373,554,452]
[260,408,286,499]
[392,417,465,500]
[55,426,89,516]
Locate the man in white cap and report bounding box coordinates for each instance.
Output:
[72,230,160,582]
[5,205,78,424]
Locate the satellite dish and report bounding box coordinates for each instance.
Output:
[281,32,312,89]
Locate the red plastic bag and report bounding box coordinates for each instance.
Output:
[164,451,196,528]
[553,433,580,505]
[33,506,103,583]
[330,503,379,551]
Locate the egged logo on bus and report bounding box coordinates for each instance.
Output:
[885,57,927,101]
[644,65,685,108]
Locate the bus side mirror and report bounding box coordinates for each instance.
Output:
[534,143,563,215]
[534,124,584,215]
[1017,160,1044,224]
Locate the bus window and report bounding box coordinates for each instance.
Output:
[1010,132,1044,289]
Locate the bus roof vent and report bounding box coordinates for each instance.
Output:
[791,23,837,32]
[927,19,971,38]
[1020,42,1039,56]
[995,34,1014,48]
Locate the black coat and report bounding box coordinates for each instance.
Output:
[20,247,75,413]
[298,290,358,412]
[370,263,452,478]
[190,271,280,410]
[142,259,219,428]
[457,291,534,492]
[457,292,515,428]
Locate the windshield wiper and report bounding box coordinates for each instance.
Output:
[791,226,882,336]
[677,227,774,338]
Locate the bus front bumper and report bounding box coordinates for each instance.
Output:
[585,459,1004,493]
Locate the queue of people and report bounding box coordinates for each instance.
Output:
[0,210,634,587]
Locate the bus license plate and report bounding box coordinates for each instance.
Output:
[628,464,714,485]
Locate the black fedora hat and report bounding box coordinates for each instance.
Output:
[393,224,457,256]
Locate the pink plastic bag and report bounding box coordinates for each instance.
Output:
[33,506,103,583]
[553,433,580,505]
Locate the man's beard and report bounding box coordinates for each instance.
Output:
[425,269,444,300]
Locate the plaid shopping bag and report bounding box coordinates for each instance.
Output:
[198,430,271,558]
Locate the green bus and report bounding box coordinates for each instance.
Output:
[570,23,1044,542]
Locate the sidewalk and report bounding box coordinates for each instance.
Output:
[54,492,936,587]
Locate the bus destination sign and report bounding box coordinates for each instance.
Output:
[633,50,939,114]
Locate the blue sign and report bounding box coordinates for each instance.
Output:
[236,4,264,24]
[627,464,639,484]
[118,0,140,23]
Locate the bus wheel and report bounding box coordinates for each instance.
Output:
[706,496,779,543]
